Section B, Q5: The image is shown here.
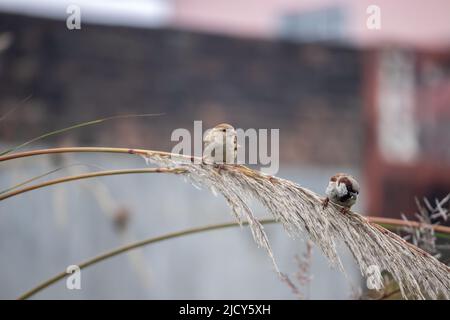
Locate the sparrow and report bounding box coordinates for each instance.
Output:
[203,123,238,171]
[322,173,360,214]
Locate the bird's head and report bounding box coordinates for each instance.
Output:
[214,123,235,133]
[203,123,238,164]
[331,173,359,198]
[206,123,237,140]
[338,175,360,199]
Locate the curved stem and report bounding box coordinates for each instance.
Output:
[0,168,186,201]
[367,216,450,237]
[5,147,450,299]
[3,166,449,236]
[0,113,164,156]
[17,216,450,300]
[0,163,105,195]
[0,147,193,163]
[17,218,279,300]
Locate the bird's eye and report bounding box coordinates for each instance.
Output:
[222,129,226,132]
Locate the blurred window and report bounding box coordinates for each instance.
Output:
[278,6,347,42]
[377,49,419,163]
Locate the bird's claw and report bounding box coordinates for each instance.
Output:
[340,207,350,215]
[214,164,226,175]
[322,197,329,209]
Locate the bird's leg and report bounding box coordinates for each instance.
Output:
[214,163,226,175]
[340,207,350,215]
[322,197,330,209]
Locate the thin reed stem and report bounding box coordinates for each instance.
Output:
[0,147,172,162]
[0,113,164,156]
[17,218,278,300]
[367,216,450,238]
[17,217,450,300]
[4,147,450,299]
[0,163,105,194]
[0,168,186,201]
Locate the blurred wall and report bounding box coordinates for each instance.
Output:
[0,13,363,167]
[173,0,450,49]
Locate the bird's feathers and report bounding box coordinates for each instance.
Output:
[203,123,237,164]
[325,173,359,208]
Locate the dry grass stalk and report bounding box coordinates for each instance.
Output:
[142,152,450,300]
[0,167,186,201]
[283,240,314,299]
[1,147,449,299]
[400,195,450,258]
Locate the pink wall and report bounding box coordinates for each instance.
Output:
[172,0,450,48]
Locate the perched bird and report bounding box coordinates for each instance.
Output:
[322,173,360,214]
[203,123,238,168]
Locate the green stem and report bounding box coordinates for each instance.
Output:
[0,146,191,163]
[0,167,186,201]
[0,163,104,195]
[17,218,279,300]
[0,113,164,156]
[17,217,450,300]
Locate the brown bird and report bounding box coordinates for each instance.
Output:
[322,173,360,214]
[203,123,238,167]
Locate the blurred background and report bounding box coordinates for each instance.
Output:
[0,0,449,299]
